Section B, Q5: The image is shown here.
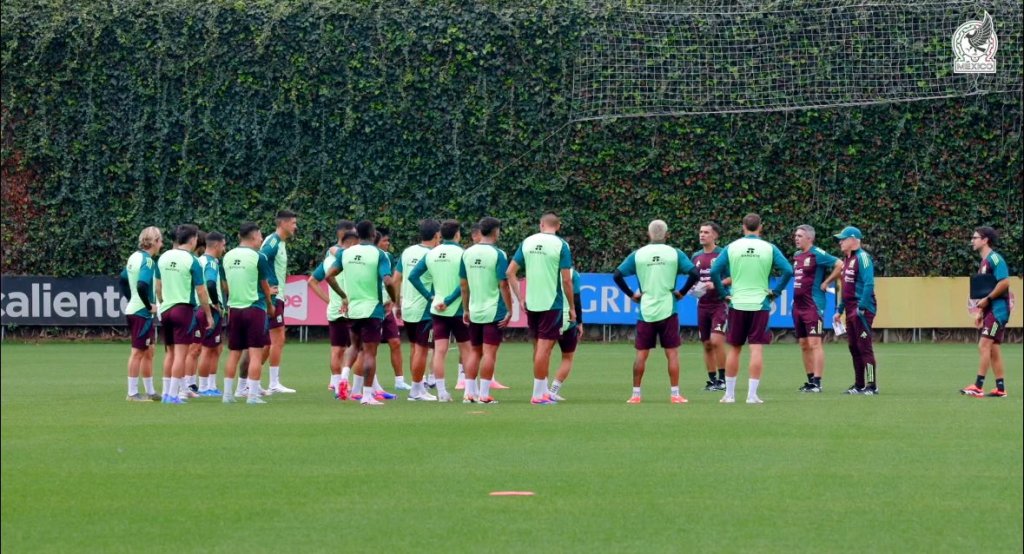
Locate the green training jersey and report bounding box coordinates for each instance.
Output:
[310,245,346,321]
[617,243,695,322]
[330,242,391,320]
[260,232,288,302]
[397,244,432,323]
[198,254,224,307]
[561,269,581,332]
[411,240,465,317]
[711,235,794,312]
[156,249,202,313]
[512,232,572,312]
[125,250,156,317]
[460,244,509,324]
[223,247,273,311]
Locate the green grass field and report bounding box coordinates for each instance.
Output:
[1,341,1021,553]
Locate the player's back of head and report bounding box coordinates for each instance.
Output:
[238,222,260,240]
[419,219,441,242]
[440,220,460,241]
[276,210,297,224]
[742,213,761,233]
[175,224,199,246]
[356,220,375,241]
[478,217,501,237]
[648,219,668,242]
[540,212,561,229]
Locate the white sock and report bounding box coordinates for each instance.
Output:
[353,375,364,395]
[748,378,760,399]
[395,376,406,387]
[436,378,447,394]
[329,374,341,390]
[162,378,170,395]
[210,375,219,390]
[466,379,478,398]
[458,363,465,376]
[632,386,642,397]
[550,379,563,395]
[725,376,737,397]
[479,379,491,398]
[235,378,247,393]
[363,386,374,401]
[143,377,155,395]
[128,377,138,396]
[372,375,384,393]
[341,366,351,380]
[533,379,548,398]
[670,386,680,396]
[411,381,423,396]
[425,372,436,385]
[248,379,260,399]
[169,377,182,398]
[269,366,280,386]
[223,378,234,397]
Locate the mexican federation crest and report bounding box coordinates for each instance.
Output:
[953,12,998,74]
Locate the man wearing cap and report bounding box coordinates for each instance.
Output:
[709,213,793,404]
[834,226,879,395]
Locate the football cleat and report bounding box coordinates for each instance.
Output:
[360,397,384,406]
[531,395,555,405]
[337,380,350,401]
[626,396,642,404]
[490,379,510,390]
[746,396,764,404]
[670,394,688,404]
[147,393,162,402]
[986,389,1007,398]
[806,385,822,393]
[374,391,397,401]
[126,393,150,402]
[455,379,466,390]
[437,391,453,403]
[246,396,267,405]
[394,381,413,391]
[268,384,296,394]
[222,395,236,404]
[407,392,438,402]
[719,395,735,404]
[549,392,566,402]
[798,382,814,392]
[702,380,718,392]
[960,384,984,397]
[479,396,499,404]
[462,395,476,404]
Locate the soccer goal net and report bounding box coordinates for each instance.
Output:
[571,0,1023,121]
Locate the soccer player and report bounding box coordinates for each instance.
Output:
[122,226,163,401]
[613,220,699,404]
[833,226,879,395]
[376,227,408,391]
[222,222,276,405]
[548,267,583,401]
[791,225,842,393]
[156,224,213,404]
[710,213,793,404]
[182,230,207,398]
[409,219,470,403]
[393,219,441,401]
[196,232,228,396]
[308,223,356,398]
[691,222,729,391]
[506,212,576,404]
[318,220,396,405]
[260,209,298,394]
[960,226,1010,398]
[460,217,513,404]
[464,221,510,391]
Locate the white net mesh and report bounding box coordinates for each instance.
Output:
[571,0,1023,121]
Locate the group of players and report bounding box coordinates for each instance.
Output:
[120,211,1012,405]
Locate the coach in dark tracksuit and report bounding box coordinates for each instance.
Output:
[834,226,878,395]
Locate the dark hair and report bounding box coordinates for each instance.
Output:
[377,226,390,238]
[276,210,297,223]
[238,222,260,240]
[206,231,226,243]
[419,219,441,241]
[175,224,199,245]
[342,231,359,243]
[701,221,723,238]
[440,219,460,240]
[470,223,482,234]
[336,220,355,232]
[195,230,207,250]
[479,217,501,237]
[742,213,761,233]
[975,226,998,247]
[356,220,375,240]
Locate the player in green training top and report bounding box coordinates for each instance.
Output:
[459,217,513,404]
[308,222,356,398]
[392,219,441,401]
[260,209,298,394]
[122,226,163,401]
[710,213,793,404]
[409,219,469,403]
[196,232,229,396]
[614,220,699,404]
[962,226,1012,398]
[222,222,276,405]
[507,212,576,404]
[318,220,397,406]
[156,224,214,404]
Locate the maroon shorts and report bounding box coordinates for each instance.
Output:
[228,307,269,350]
[558,324,580,353]
[328,318,351,348]
[162,304,198,346]
[267,298,286,330]
[404,320,433,347]
[432,314,469,343]
[635,313,682,350]
[696,302,727,342]
[381,311,401,342]
[469,322,504,346]
[350,317,383,345]
[979,311,1008,344]
[725,309,771,346]
[201,310,225,348]
[126,314,156,350]
[792,307,824,339]
[527,309,563,341]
